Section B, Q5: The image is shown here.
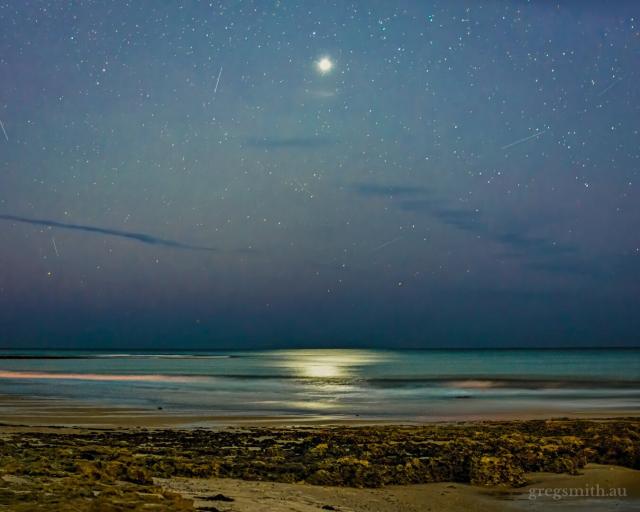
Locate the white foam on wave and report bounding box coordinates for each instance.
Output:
[0,370,205,383]
[94,354,231,359]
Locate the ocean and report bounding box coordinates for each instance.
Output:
[1,348,639,421]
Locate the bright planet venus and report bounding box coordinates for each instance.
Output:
[316,56,334,74]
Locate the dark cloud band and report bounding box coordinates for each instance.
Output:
[0,214,217,252]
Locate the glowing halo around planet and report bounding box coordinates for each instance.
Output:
[315,56,334,74]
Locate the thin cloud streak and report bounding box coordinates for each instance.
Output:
[0,214,218,252]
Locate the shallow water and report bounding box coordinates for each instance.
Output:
[0,348,638,420]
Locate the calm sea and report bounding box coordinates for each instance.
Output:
[1,348,639,420]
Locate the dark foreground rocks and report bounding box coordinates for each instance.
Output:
[0,418,639,510]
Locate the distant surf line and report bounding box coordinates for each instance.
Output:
[0,370,206,382]
[0,354,235,360]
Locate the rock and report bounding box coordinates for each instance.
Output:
[469,455,526,487]
[199,493,234,502]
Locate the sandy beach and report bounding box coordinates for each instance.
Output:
[1,408,639,511]
[161,466,640,512]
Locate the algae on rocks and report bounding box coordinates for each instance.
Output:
[1,418,639,510]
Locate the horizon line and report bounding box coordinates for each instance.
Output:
[1,345,638,352]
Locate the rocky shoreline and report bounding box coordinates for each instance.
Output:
[1,418,639,511]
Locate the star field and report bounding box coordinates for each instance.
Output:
[0,1,639,348]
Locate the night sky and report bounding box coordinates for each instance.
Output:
[1,1,639,349]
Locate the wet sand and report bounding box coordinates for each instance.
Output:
[161,465,640,512]
[1,393,637,427]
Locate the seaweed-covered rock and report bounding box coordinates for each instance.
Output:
[469,455,526,487]
[1,417,639,510]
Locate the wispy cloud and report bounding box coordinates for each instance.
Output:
[0,214,217,252]
[526,253,640,279]
[408,202,573,261]
[350,181,583,273]
[304,88,338,99]
[244,136,337,149]
[523,260,598,277]
[432,208,483,232]
[350,183,428,198]
[494,232,575,259]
